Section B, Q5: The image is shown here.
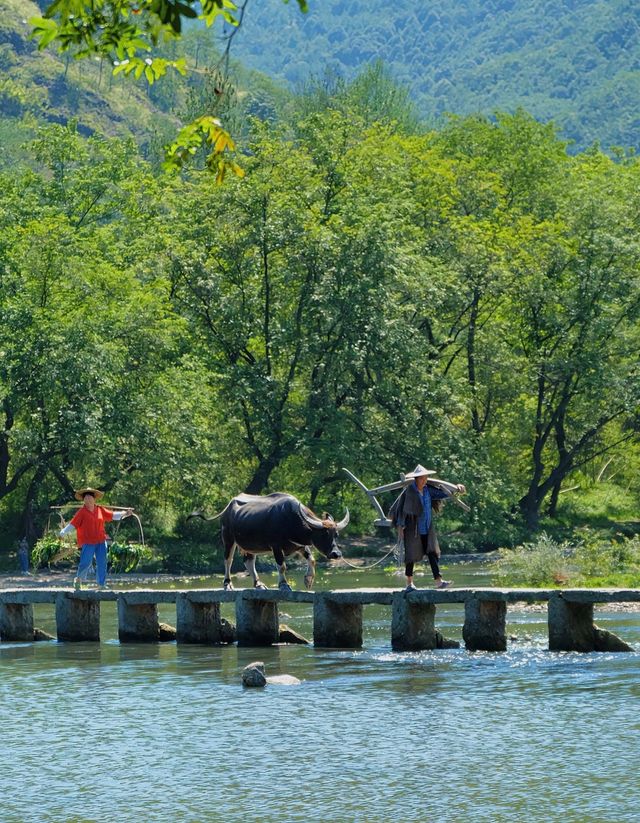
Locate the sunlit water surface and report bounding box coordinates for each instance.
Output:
[1,562,639,822]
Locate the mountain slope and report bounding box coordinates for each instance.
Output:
[0,0,293,166]
[0,0,179,158]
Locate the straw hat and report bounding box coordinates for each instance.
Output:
[405,464,437,479]
[74,487,104,501]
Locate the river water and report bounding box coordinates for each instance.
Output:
[1,561,638,822]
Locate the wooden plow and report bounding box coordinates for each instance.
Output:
[342,467,470,528]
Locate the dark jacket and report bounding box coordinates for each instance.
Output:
[388,483,448,562]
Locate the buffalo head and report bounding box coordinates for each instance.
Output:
[299,504,348,559]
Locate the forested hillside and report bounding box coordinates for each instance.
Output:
[229,0,640,150]
[0,0,178,174]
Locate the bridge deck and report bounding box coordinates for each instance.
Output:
[1,586,639,606]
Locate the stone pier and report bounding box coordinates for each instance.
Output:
[463,595,507,652]
[56,594,101,642]
[391,593,436,651]
[118,600,158,642]
[176,590,235,644]
[235,589,314,646]
[0,602,34,641]
[236,591,279,646]
[118,598,158,643]
[313,590,394,648]
[314,594,362,648]
[117,591,177,642]
[548,591,634,652]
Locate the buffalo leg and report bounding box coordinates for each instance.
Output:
[303,547,315,590]
[223,531,236,591]
[273,547,291,591]
[244,553,267,589]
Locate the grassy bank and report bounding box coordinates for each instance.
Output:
[492,530,640,588]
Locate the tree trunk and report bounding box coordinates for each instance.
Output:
[467,285,482,434]
[244,448,286,495]
[519,491,540,532]
[22,463,48,542]
[546,480,562,518]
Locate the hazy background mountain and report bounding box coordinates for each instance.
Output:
[3,0,640,152]
[227,0,640,150]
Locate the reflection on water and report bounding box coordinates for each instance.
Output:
[1,563,639,822]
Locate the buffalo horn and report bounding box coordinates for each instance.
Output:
[335,509,350,530]
[299,505,326,530]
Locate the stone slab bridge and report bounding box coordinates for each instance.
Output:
[0,587,637,653]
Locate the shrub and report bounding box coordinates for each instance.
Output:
[492,531,640,588]
[573,532,640,586]
[493,533,575,587]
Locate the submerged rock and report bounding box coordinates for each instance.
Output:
[242,661,267,688]
[158,623,177,641]
[278,624,310,645]
[33,627,55,642]
[266,674,302,686]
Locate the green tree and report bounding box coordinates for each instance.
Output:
[165,119,429,504]
[0,124,192,537]
[509,152,640,528]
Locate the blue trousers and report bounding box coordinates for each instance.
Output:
[76,542,108,585]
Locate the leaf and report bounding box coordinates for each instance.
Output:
[28,17,59,49]
[172,57,188,76]
[215,158,227,185]
[175,1,199,19]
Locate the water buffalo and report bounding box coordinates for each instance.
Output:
[191,492,348,591]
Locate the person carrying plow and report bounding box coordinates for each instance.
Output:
[343,464,468,591]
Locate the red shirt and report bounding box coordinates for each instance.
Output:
[70,506,113,545]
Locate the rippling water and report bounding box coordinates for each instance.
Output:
[1,562,639,822]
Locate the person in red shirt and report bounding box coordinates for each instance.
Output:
[59,487,133,589]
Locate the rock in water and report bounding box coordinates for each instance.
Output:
[158,623,177,641]
[242,662,267,688]
[278,623,310,645]
[435,630,460,649]
[33,627,55,642]
[593,626,633,652]
[266,674,302,686]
